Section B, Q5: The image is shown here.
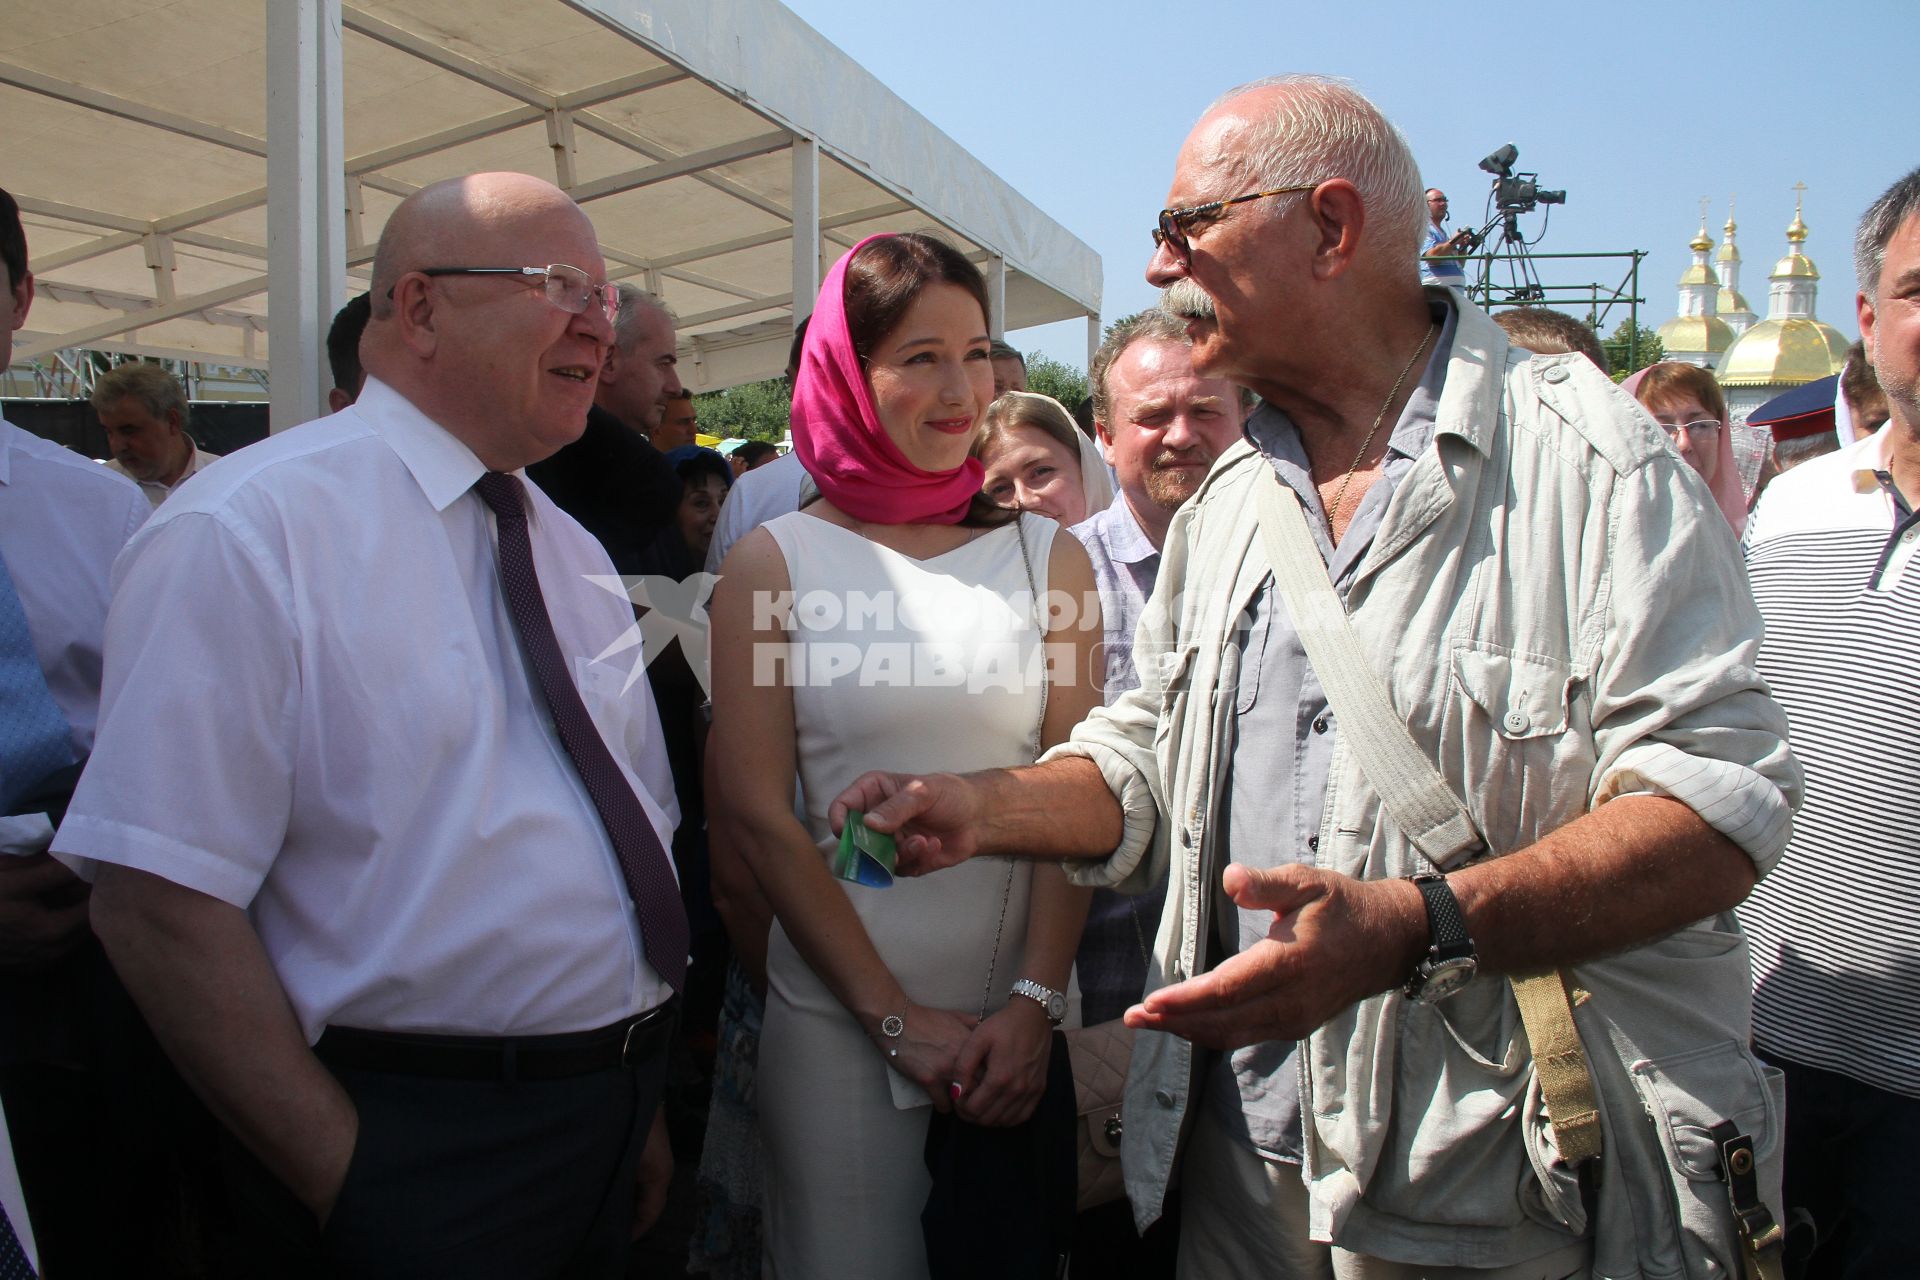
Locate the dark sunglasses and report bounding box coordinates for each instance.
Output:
[1152,183,1320,266]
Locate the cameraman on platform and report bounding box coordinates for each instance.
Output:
[1420,188,1473,289]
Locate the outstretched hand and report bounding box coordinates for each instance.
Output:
[830,771,985,876]
[1123,863,1424,1050]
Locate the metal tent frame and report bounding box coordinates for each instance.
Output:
[4,0,1102,426]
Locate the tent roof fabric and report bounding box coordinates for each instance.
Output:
[4,0,1100,391]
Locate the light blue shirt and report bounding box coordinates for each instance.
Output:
[1210,299,1456,1162]
[1069,494,1160,704]
[1069,495,1172,1023]
[1421,219,1467,286]
[0,419,147,759]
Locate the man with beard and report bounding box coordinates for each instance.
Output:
[833,75,1798,1277]
[1075,309,1249,703]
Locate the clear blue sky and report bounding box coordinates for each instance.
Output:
[780,0,1916,370]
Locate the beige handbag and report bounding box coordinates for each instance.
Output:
[1064,1019,1131,1211]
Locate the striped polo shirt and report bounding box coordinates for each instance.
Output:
[1742,425,1920,1096]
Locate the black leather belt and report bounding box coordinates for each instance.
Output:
[315,1001,676,1082]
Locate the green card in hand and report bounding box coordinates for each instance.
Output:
[834,811,898,888]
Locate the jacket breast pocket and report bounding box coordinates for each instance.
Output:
[1448,643,1589,855]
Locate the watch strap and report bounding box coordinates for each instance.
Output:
[1411,873,1473,961]
[1009,978,1066,1024]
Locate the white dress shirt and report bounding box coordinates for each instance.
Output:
[54,379,679,1041]
[107,444,223,507]
[0,418,148,759]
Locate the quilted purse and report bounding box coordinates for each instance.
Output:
[1063,1018,1132,1211]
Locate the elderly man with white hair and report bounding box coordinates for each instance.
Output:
[833,76,1800,1278]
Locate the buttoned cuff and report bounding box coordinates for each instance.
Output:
[1040,739,1161,891]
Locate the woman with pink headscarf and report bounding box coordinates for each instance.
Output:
[1625,362,1748,534]
[705,234,1101,1276]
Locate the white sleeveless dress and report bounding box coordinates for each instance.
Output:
[756,510,1059,1280]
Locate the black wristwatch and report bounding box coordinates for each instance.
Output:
[1404,872,1478,1004]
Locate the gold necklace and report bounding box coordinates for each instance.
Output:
[1326,319,1438,533]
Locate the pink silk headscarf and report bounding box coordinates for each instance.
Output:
[789,235,986,525]
[1623,365,1747,535]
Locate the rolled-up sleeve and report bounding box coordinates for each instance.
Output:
[1045,690,1165,892]
[1045,564,1192,893]
[1588,454,1801,873]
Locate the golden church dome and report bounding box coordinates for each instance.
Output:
[1772,187,1819,279]
[1718,286,1754,314]
[1657,315,1735,355]
[1772,252,1819,280]
[1717,317,1849,387]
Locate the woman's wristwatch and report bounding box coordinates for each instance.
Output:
[1010,978,1068,1025]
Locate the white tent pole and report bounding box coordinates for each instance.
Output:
[790,136,820,322]
[987,255,1007,340]
[267,0,346,431]
[1087,313,1101,372]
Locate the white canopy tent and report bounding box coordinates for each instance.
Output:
[3,0,1102,426]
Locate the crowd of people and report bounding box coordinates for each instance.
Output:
[1,69,1917,1280]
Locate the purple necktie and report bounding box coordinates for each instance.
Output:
[0,1200,34,1278]
[475,471,689,993]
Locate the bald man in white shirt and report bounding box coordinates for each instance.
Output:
[55,173,686,1279]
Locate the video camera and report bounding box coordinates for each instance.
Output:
[1478,143,1566,214]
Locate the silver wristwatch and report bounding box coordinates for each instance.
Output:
[1010,978,1068,1025]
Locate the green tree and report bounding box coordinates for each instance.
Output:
[1602,320,1665,382]
[692,378,790,442]
[1023,353,1088,411]
[1101,311,1148,345]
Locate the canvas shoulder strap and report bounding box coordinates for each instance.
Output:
[1249,464,1601,1165]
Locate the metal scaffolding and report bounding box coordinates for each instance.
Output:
[1432,247,1650,370]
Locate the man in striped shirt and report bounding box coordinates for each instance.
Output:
[1742,165,1920,1277]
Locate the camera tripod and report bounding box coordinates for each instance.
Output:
[1463,206,1548,306]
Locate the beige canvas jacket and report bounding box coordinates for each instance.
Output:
[1050,298,1800,1267]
